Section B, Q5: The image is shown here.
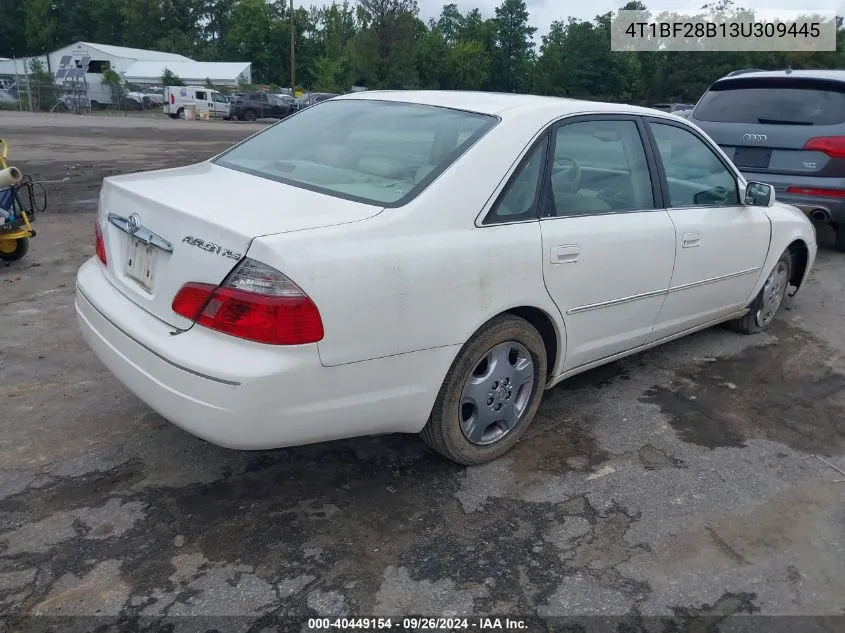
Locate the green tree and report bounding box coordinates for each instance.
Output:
[432,3,464,45]
[447,40,492,90]
[312,55,346,92]
[415,26,448,88]
[492,0,536,92]
[24,0,58,53]
[353,0,420,88]
[161,68,185,86]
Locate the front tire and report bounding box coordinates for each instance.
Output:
[421,315,547,465]
[243,109,257,122]
[728,250,791,334]
[0,238,29,262]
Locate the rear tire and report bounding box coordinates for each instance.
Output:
[727,250,791,334]
[177,108,185,119]
[834,222,845,253]
[243,109,257,122]
[420,314,547,465]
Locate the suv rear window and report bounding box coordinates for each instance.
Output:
[214,99,497,206]
[694,77,845,126]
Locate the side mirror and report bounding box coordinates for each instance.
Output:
[744,181,775,207]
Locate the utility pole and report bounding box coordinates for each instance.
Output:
[24,59,33,113]
[290,0,296,91]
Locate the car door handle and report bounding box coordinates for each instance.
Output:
[682,232,701,248]
[551,245,580,264]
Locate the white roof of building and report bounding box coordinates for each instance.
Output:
[124,60,250,82]
[78,42,192,63]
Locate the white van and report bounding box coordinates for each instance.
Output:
[163,86,230,119]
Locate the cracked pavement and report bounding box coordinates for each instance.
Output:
[1,112,844,632]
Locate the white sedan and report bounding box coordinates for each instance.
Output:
[76,91,817,465]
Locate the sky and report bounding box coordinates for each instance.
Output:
[311,0,843,40]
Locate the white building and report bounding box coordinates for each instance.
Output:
[0,42,252,105]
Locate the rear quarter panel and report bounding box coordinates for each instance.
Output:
[247,112,568,369]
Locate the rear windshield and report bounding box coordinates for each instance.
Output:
[213,99,496,206]
[694,78,845,125]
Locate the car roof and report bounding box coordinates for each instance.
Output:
[334,90,666,118]
[717,69,845,83]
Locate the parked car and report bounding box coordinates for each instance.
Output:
[295,92,338,110]
[54,94,92,111]
[163,85,230,119]
[649,102,695,113]
[274,94,296,108]
[689,69,845,251]
[126,87,164,110]
[77,91,816,465]
[230,92,295,121]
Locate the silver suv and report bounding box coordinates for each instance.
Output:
[689,69,845,251]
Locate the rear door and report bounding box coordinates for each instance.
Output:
[645,118,771,338]
[691,75,845,195]
[537,115,676,372]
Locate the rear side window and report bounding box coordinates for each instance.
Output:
[695,78,845,125]
[214,99,497,206]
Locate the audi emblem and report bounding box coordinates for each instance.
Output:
[743,133,768,143]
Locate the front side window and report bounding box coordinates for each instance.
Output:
[214,99,497,206]
[550,119,654,216]
[649,122,739,207]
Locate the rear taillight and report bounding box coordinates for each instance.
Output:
[787,186,845,198]
[803,136,845,158]
[171,258,324,345]
[95,221,107,265]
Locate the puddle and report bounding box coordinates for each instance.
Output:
[641,323,845,455]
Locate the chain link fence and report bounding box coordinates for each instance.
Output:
[0,77,167,115]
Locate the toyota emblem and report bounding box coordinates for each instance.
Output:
[127,213,142,234]
[743,133,767,143]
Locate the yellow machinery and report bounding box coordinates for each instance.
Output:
[0,138,36,262]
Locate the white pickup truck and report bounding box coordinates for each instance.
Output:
[163,86,230,119]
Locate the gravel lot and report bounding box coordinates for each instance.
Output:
[1,111,844,632]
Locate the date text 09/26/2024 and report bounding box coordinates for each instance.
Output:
[307,617,528,630]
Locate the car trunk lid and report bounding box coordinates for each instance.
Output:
[98,161,383,329]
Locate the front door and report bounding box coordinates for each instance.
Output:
[539,116,676,372]
[211,92,229,118]
[644,118,771,339]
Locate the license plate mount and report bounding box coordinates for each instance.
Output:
[125,238,155,291]
[733,147,772,169]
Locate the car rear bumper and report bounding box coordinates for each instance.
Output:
[741,171,845,223]
[75,258,456,449]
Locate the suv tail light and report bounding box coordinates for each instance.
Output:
[803,136,845,158]
[171,258,324,345]
[95,221,107,265]
[786,186,845,198]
